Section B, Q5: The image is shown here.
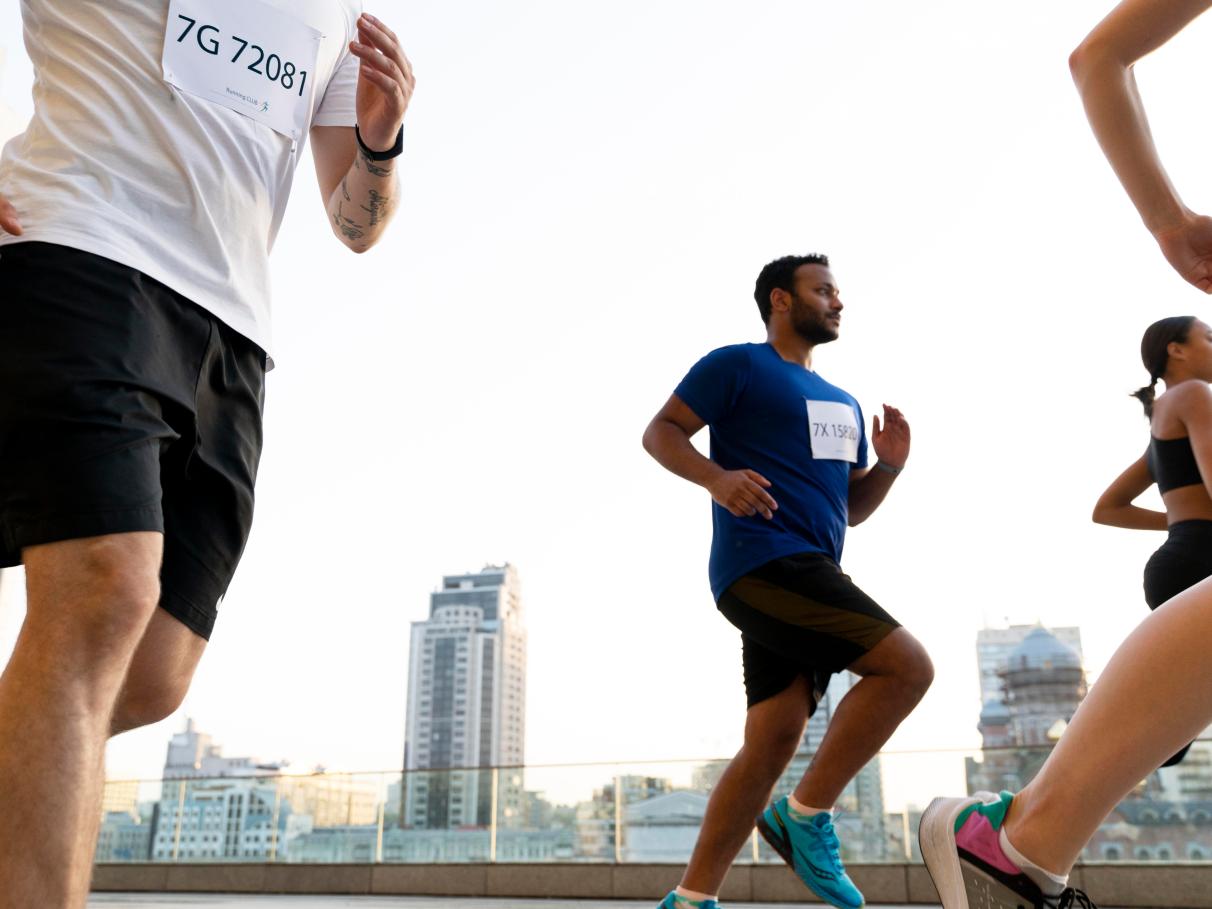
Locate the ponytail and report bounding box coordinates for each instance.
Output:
[1132,377,1159,418]
[1134,316,1197,420]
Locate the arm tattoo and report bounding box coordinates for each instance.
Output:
[360,188,391,227]
[340,177,351,203]
[333,202,365,241]
[359,149,394,178]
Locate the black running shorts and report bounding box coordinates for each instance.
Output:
[717,552,901,709]
[1143,520,1212,610]
[0,242,266,640]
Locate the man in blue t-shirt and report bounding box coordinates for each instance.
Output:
[642,253,934,909]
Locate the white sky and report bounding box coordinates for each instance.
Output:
[4,0,1212,813]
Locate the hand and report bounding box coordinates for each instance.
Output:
[0,194,21,236]
[707,469,778,519]
[871,404,910,469]
[349,13,415,153]
[1155,213,1212,294]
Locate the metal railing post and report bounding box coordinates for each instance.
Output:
[268,778,283,862]
[375,789,385,863]
[613,776,623,864]
[171,780,185,862]
[489,767,499,863]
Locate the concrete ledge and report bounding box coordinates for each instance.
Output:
[371,864,488,896]
[93,861,1212,906]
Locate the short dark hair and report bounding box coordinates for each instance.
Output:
[1132,315,1197,418]
[754,254,830,324]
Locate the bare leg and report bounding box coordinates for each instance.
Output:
[680,676,811,895]
[0,533,161,909]
[111,609,206,737]
[794,628,934,808]
[1004,576,1212,874]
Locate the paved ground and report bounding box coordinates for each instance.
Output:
[89,899,931,909]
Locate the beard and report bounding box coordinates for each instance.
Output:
[789,297,839,345]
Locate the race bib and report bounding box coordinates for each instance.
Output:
[806,400,861,463]
[162,0,323,141]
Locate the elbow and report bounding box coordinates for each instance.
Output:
[641,422,658,456]
[1068,40,1092,82]
[1091,503,1112,526]
[1069,34,1124,88]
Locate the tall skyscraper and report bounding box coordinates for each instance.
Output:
[402,564,527,829]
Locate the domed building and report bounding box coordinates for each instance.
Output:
[977,698,1012,750]
[1002,627,1087,747]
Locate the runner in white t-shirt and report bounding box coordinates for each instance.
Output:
[0,3,414,904]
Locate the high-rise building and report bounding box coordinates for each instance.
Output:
[402,564,527,830]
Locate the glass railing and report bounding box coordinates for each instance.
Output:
[95,740,1212,865]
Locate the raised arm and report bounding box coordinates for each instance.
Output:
[312,13,414,253]
[642,394,778,520]
[1070,0,1212,291]
[847,404,909,526]
[1092,453,1166,529]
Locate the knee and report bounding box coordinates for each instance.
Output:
[29,536,161,657]
[899,643,934,702]
[111,677,188,736]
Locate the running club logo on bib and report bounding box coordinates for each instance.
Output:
[162,0,323,142]
[806,400,860,463]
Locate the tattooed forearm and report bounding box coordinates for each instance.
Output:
[359,150,394,179]
[328,138,398,249]
[333,202,365,242]
[360,188,391,227]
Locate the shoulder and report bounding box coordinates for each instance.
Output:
[1164,380,1212,413]
[694,343,758,371]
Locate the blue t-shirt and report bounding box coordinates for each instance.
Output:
[674,342,868,600]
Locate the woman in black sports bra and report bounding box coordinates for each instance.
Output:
[1094,314,1212,765]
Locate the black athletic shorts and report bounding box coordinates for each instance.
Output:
[717,552,901,710]
[1143,520,1212,610]
[0,242,266,640]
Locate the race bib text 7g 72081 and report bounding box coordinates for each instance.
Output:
[162,0,323,141]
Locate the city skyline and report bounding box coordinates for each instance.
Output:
[2,0,1210,816]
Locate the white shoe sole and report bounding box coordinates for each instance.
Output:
[919,792,1045,909]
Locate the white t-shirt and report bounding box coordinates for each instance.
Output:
[0,0,362,355]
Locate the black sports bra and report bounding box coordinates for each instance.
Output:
[1149,435,1203,494]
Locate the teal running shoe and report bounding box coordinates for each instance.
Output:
[656,892,719,909]
[756,798,864,909]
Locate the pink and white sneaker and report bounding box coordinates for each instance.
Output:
[918,791,1095,909]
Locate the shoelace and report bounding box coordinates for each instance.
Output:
[815,818,843,862]
[1047,888,1097,909]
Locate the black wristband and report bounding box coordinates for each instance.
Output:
[355,124,403,161]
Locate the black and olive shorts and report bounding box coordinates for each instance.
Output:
[717,551,901,709]
[0,242,266,640]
